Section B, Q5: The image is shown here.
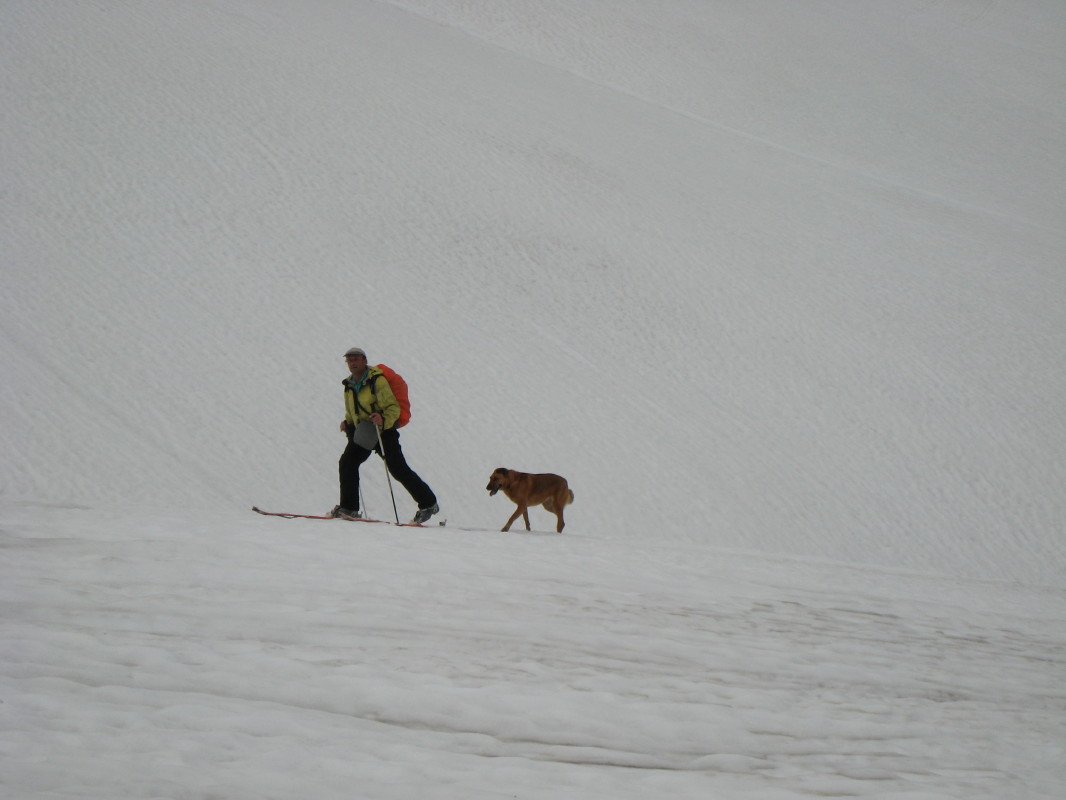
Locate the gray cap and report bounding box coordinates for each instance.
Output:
[343,347,367,358]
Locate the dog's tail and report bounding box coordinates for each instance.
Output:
[545,490,575,513]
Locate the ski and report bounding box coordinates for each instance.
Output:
[252,507,333,519]
[252,507,538,533]
[251,506,391,523]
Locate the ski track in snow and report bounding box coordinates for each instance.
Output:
[384,0,1063,237]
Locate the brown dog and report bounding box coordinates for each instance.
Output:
[486,467,574,532]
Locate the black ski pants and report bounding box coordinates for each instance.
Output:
[339,427,436,513]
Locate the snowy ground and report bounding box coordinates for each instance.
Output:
[4,504,1064,800]
[3,1,1065,798]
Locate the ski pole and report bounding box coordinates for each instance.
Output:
[376,423,400,524]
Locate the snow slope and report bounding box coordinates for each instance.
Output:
[4,0,1065,582]
[3,503,1065,800]
[2,1,1065,798]
[5,0,1064,583]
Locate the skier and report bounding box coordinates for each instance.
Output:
[332,347,439,524]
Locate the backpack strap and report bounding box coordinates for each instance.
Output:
[364,372,388,412]
[344,374,380,418]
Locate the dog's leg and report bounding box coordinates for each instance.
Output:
[550,490,568,532]
[503,506,525,532]
[522,508,531,531]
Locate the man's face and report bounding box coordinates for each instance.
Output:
[345,354,367,374]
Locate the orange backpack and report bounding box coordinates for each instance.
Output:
[370,364,412,428]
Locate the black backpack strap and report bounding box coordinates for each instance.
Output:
[353,373,388,417]
[344,376,370,416]
[367,372,392,403]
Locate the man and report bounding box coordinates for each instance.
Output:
[332,347,439,524]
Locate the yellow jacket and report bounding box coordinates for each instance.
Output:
[343,367,401,430]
